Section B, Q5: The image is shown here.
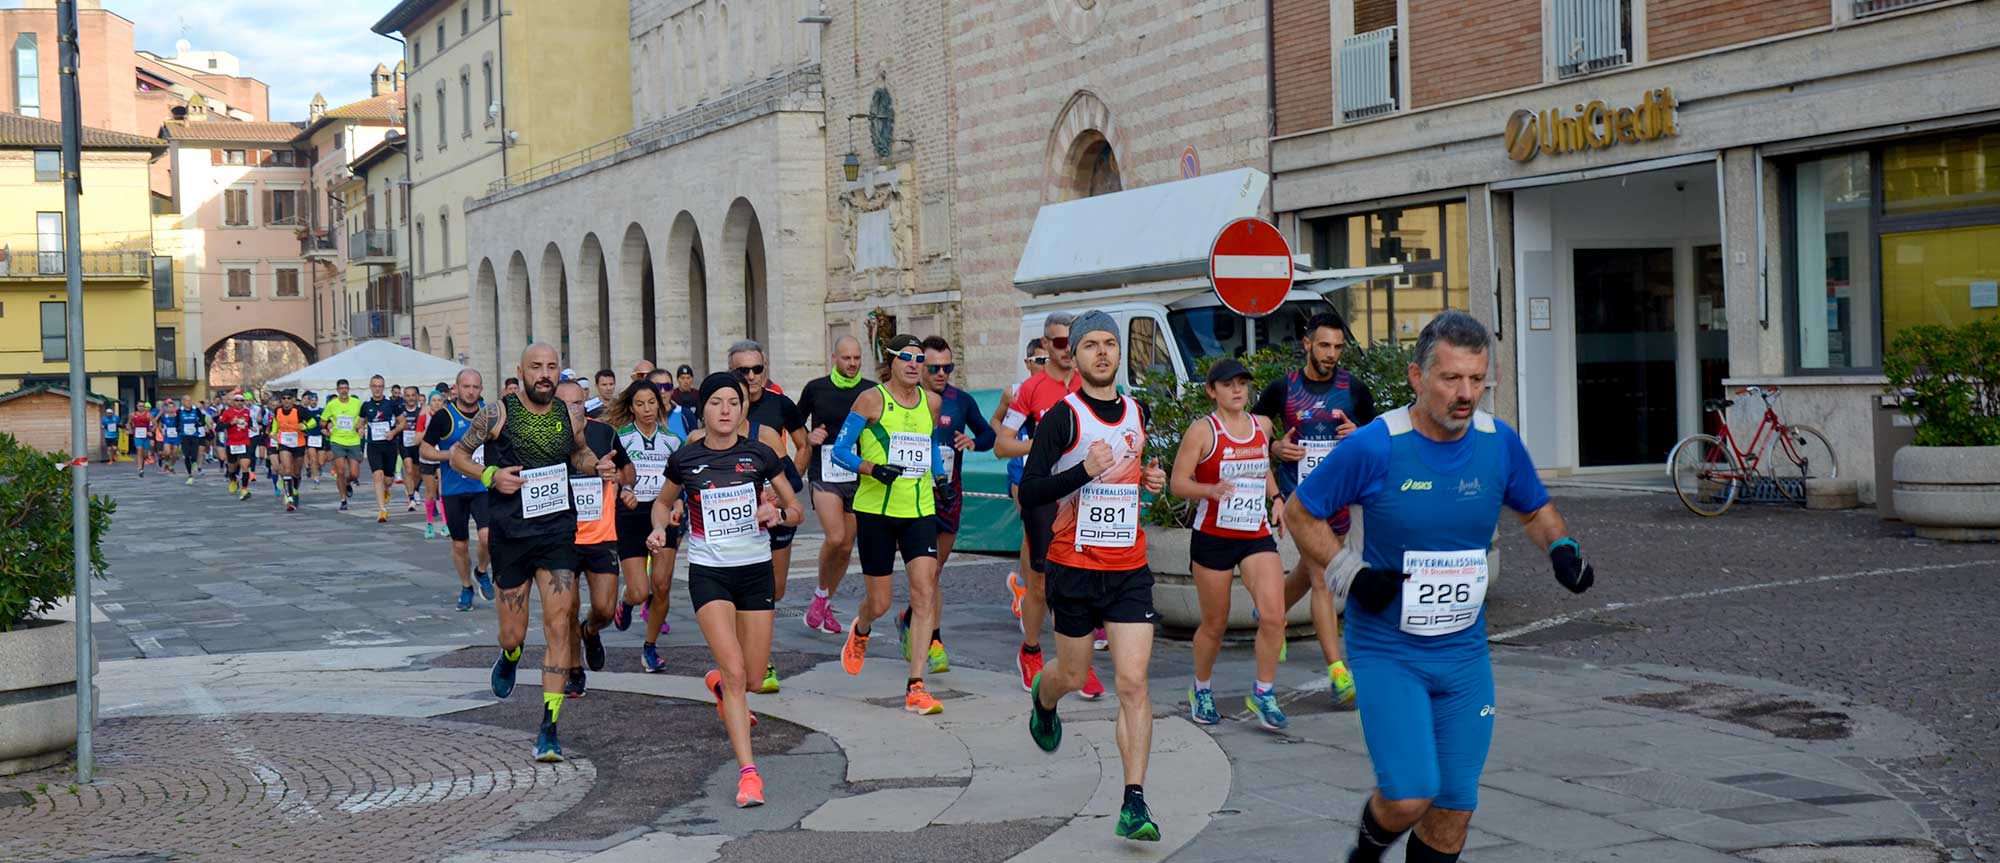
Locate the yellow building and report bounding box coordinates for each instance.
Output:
[0,111,165,404]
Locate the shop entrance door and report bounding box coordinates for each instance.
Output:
[1573,248,1677,467]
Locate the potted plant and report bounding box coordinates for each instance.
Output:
[0,432,116,774]
[1883,319,2000,541]
[1134,342,1414,633]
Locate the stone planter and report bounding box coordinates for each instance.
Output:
[0,619,93,775]
[1892,445,2000,542]
[1151,510,1368,635]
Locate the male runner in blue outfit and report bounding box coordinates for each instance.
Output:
[1285,311,1596,863]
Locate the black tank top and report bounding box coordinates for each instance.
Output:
[485,393,577,538]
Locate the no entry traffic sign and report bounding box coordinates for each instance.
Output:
[1209,218,1293,318]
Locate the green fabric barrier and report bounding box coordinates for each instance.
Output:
[952,387,1023,555]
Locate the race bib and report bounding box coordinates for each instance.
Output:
[887,431,931,476]
[820,444,857,483]
[133,428,148,440]
[401,428,417,447]
[1300,438,1336,480]
[369,421,391,442]
[699,482,759,544]
[469,446,485,467]
[182,422,198,436]
[1216,459,1268,531]
[335,414,356,432]
[307,435,323,448]
[229,444,247,455]
[1076,482,1139,549]
[630,450,669,502]
[163,427,179,441]
[571,478,605,522]
[1399,549,1489,637]
[519,465,570,519]
[279,432,300,448]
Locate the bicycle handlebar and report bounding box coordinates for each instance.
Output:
[1737,385,1780,402]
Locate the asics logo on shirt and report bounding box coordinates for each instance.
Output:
[1480,705,1496,717]
[1400,478,1434,492]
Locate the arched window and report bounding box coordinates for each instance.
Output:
[436,83,447,150]
[438,210,451,269]
[1083,139,1121,197]
[459,72,471,136]
[13,33,39,118]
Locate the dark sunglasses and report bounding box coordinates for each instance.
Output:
[891,351,923,364]
[926,363,955,375]
[1047,336,1070,350]
[731,365,765,377]
[1027,355,1050,365]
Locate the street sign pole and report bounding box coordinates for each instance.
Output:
[58,0,94,784]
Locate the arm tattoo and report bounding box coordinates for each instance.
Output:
[455,404,500,456]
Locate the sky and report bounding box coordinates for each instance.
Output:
[10,0,405,121]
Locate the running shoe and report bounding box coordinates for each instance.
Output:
[735,769,764,808]
[491,651,519,699]
[185,476,195,486]
[904,681,943,716]
[1006,571,1026,619]
[614,601,636,632]
[927,640,950,675]
[1115,796,1160,842]
[285,500,297,513]
[228,480,239,495]
[641,643,666,673]
[534,722,563,763]
[1017,645,1044,692]
[239,488,251,501]
[407,497,418,513]
[376,509,389,524]
[1093,628,1109,651]
[841,620,869,675]
[803,594,841,634]
[337,499,349,512]
[565,667,587,698]
[1027,673,1062,752]
[704,669,758,727]
[898,609,911,660]
[457,587,474,612]
[1247,688,1289,730]
[475,570,495,601]
[583,630,606,671]
[1188,686,1220,725]
[1079,666,1105,701]
[1329,661,1357,710]
[757,664,780,694]
[423,523,436,539]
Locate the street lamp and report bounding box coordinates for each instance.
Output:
[842,151,861,182]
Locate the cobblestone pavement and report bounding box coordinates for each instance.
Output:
[1489,489,2000,857]
[0,714,591,863]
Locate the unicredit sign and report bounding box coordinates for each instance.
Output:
[1504,88,1680,162]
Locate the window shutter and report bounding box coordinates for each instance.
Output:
[263,190,273,220]
[211,149,222,166]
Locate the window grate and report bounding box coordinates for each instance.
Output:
[1853,0,1945,16]
[1554,0,1630,78]
[1339,26,1398,121]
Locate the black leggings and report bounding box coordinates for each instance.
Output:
[182,444,200,474]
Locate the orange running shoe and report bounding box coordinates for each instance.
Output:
[1016,644,1044,692]
[841,620,869,675]
[1006,571,1026,619]
[735,769,765,808]
[904,681,943,716]
[705,669,758,727]
[1079,666,1105,700]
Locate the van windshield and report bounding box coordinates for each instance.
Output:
[1166,297,1337,375]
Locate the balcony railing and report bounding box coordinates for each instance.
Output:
[1340,26,1398,121]
[347,230,395,262]
[349,310,403,339]
[1554,0,1630,78]
[157,356,178,381]
[1854,0,1944,16]
[301,231,338,258]
[1,249,151,279]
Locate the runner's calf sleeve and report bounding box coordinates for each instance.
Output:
[1405,831,1459,863]
[1348,801,1408,863]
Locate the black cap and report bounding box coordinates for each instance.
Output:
[676,364,694,376]
[885,334,922,355]
[1205,358,1253,384]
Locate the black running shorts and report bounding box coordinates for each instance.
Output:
[1046,561,1155,639]
[689,561,776,612]
[856,511,938,576]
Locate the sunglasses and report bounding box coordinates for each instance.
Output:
[731,365,765,377]
[926,363,955,375]
[1047,336,1070,350]
[891,351,923,364]
[1027,355,1050,365]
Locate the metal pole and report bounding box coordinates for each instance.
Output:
[57,0,93,784]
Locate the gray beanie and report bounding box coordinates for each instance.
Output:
[1070,309,1118,346]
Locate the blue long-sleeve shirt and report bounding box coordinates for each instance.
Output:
[933,385,995,485]
[830,390,953,481]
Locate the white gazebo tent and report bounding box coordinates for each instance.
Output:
[263,340,467,395]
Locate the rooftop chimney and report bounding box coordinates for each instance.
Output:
[309,92,327,121]
[370,63,393,98]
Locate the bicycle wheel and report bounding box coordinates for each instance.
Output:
[1770,423,1837,499]
[1669,433,1743,517]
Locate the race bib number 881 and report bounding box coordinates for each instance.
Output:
[1076,482,1139,549]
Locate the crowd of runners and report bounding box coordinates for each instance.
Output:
[106,308,1598,861]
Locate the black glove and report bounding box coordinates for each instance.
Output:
[1549,539,1594,594]
[1349,567,1410,614]
[868,462,906,485]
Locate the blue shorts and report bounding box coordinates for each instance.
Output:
[1350,651,1496,811]
[135,439,151,450]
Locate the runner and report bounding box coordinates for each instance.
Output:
[321,379,366,511]
[558,380,629,699]
[992,312,1104,699]
[219,393,255,500]
[728,340,807,694]
[587,369,618,418]
[503,377,521,397]
[630,360,655,382]
[1284,312,1595,863]
[828,334,952,717]
[301,391,325,486]
[605,379,684,672]
[795,336,866,637]
[100,402,121,463]
[271,390,313,512]
[1006,339,1050,504]
[417,391,447,538]
[448,344,601,763]
[642,372,799,807]
[1169,358,1289,728]
[895,335,995,675]
[158,399,180,470]
[671,364,700,430]
[175,399,208,484]
[128,402,153,476]
[1016,310,1168,842]
[420,369,496,612]
[360,375,407,524]
[1255,311,1375,709]
[400,384,427,512]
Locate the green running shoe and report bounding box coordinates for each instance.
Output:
[1028,673,1062,752]
[927,640,950,674]
[1329,661,1357,710]
[757,663,781,694]
[1115,796,1160,841]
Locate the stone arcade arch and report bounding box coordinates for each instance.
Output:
[720,197,769,349]
[503,251,532,366]
[538,242,569,364]
[665,211,709,373]
[576,233,611,372]
[618,223,657,369]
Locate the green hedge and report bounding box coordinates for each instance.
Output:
[1884,319,2000,448]
[0,433,116,631]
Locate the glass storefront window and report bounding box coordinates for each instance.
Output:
[1305,200,1469,346]
[1882,133,2000,216]
[1881,224,2000,340]
[1790,152,1876,370]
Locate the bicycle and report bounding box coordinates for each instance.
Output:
[1667,386,1838,517]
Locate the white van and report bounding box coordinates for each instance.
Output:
[1011,167,1398,389]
